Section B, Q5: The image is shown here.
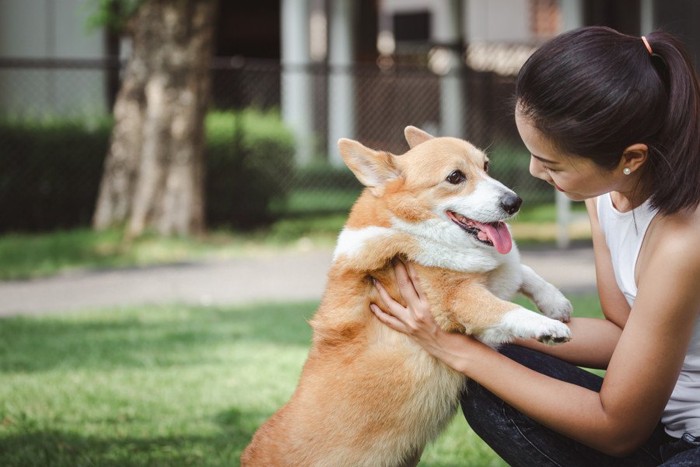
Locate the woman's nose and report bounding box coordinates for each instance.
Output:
[529,156,547,180]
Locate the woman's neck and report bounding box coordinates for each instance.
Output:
[609,189,649,212]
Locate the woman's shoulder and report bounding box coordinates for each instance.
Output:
[647,205,700,262]
[635,207,700,324]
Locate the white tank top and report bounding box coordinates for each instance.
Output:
[597,193,700,438]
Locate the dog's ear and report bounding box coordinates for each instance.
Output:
[338,138,399,196]
[404,126,434,148]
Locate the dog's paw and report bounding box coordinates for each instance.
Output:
[534,285,573,323]
[478,307,571,347]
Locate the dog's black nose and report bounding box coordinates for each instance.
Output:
[500,193,522,215]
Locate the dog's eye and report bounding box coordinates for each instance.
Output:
[484,161,490,172]
[446,170,466,184]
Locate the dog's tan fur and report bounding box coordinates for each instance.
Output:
[241,127,572,466]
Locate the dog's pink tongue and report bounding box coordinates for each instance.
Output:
[476,221,512,254]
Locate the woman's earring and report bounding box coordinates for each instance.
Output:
[623,167,632,175]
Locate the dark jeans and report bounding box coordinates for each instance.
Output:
[461,345,700,466]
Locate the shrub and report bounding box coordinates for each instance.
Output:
[0,110,295,233]
[0,117,111,232]
[205,109,295,229]
[292,161,360,191]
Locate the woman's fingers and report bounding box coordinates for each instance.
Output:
[373,278,407,316]
[370,303,408,333]
[396,261,433,326]
[404,262,428,303]
[371,278,410,333]
[392,259,421,303]
[394,260,429,314]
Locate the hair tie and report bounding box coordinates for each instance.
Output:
[641,35,669,85]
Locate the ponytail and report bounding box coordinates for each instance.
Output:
[644,30,700,214]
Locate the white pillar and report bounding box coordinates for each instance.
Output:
[281,0,315,165]
[327,0,355,166]
[438,0,465,137]
[555,190,571,249]
[556,0,583,248]
[640,0,654,34]
[560,0,583,32]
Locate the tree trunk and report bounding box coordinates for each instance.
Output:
[93,0,217,238]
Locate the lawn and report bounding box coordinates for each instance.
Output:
[0,294,603,466]
[0,200,594,464]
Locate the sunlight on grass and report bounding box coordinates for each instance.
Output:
[0,228,290,280]
[0,295,601,466]
[0,302,315,466]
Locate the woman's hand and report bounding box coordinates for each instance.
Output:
[370,260,477,368]
[370,260,436,336]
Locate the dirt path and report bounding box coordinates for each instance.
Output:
[0,246,596,317]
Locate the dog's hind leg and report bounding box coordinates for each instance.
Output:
[397,448,423,467]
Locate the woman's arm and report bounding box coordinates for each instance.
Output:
[514,199,626,368]
[514,317,621,369]
[585,198,633,327]
[372,221,700,455]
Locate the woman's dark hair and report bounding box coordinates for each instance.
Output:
[516,26,700,215]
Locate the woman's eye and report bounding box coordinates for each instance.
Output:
[446,170,466,184]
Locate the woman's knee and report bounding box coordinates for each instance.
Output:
[460,378,504,435]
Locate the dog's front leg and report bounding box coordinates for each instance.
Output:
[440,282,572,347]
[518,264,573,322]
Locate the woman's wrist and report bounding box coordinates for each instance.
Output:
[429,330,490,376]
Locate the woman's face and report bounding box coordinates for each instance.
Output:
[514,110,621,202]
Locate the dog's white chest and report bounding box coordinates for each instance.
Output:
[333,226,393,260]
[335,221,517,272]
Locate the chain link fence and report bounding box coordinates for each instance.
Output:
[0,45,555,233]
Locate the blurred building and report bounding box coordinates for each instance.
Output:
[0,0,115,116]
[2,0,699,242]
[1,0,699,162]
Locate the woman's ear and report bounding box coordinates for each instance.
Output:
[620,143,649,174]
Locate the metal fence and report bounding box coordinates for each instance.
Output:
[0,49,556,232]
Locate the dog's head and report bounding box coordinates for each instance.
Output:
[338,126,521,255]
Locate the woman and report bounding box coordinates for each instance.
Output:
[371,26,700,466]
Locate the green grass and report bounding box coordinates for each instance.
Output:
[0,229,236,280]
[0,225,338,281]
[0,295,603,466]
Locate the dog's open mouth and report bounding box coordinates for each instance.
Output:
[447,210,513,254]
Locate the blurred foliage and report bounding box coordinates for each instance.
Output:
[84,0,144,32]
[205,110,295,229]
[0,116,112,232]
[0,109,295,233]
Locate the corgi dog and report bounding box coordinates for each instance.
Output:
[241,127,572,467]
